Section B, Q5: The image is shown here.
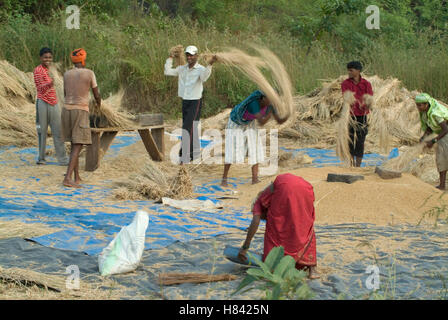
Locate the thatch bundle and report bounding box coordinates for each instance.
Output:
[114,160,194,200]
[201,47,293,120]
[169,45,187,67]
[89,90,135,128]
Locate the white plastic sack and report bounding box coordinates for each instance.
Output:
[98,210,149,276]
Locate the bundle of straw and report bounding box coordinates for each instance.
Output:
[335,91,356,165]
[89,90,135,128]
[382,143,427,172]
[201,47,293,120]
[169,45,186,67]
[114,160,194,200]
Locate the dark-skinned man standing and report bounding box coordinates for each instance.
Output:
[61,48,101,188]
[341,61,373,167]
[164,45,216,163]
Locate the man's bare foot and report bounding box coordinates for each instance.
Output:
[252,178,261,185]
[75,178,83,185]
[436,185,446,190]
[308,266,320,279]
[63,180,82,188]
[221,179,228,187]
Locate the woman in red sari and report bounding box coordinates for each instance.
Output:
[238,173,319,279]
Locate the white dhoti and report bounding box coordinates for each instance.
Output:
[224,118,265,165]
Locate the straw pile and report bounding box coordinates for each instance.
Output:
[114,160,194,200]
[201,47,293,120]
[0,60,37,147]
[277,75,423,155]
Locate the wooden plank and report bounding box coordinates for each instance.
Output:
[99,131,118,160]
[136,113,164,126]
[158,273,238,286]
[138,129,163,161]
[85,131,101,171]
[91,125,164,133]
[151,127,165,155]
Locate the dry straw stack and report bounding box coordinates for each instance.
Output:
[281,75,423,154]
[114,160,194,201]
[0,60,36,146]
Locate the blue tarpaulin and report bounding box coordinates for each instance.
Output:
[0,133,399,255]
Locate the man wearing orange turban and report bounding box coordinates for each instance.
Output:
[61,48,101,188]
[70,48,87,67]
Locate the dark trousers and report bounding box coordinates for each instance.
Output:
[349,115,368,158]
[180,98,202,163]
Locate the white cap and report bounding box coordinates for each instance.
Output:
[185,45,198,55]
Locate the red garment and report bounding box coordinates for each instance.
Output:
[33,64,58,106]
[341,77,373,116]
[252,173,317,268]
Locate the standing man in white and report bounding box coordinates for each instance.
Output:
[164,45,216,163]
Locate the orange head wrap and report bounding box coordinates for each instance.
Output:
[71,48,87,66]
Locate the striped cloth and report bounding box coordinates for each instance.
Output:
[224,117,265,165]
[33,64,58,106]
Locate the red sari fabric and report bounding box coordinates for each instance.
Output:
[252,173,317,268]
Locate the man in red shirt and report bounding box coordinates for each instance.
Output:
[33,47,68,165]
[341,61,373,167]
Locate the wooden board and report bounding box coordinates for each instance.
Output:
[136,113,164,126]
[138,129,163,161]
[90,125,164,133]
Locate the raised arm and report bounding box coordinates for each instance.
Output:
[164,57,179,77]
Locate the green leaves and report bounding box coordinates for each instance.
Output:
[233,246,314,300]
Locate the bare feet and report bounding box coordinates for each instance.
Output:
[221,179,228,187]
[252,178,261,185]
[75,178,83,185]
[63,180,82,188]
[436,185,446,190]
[308,266,320,279]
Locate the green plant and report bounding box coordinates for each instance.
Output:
[232,246,314,300]
[418,201,448,228]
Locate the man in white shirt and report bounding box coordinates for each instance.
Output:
[164,45,216,163]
